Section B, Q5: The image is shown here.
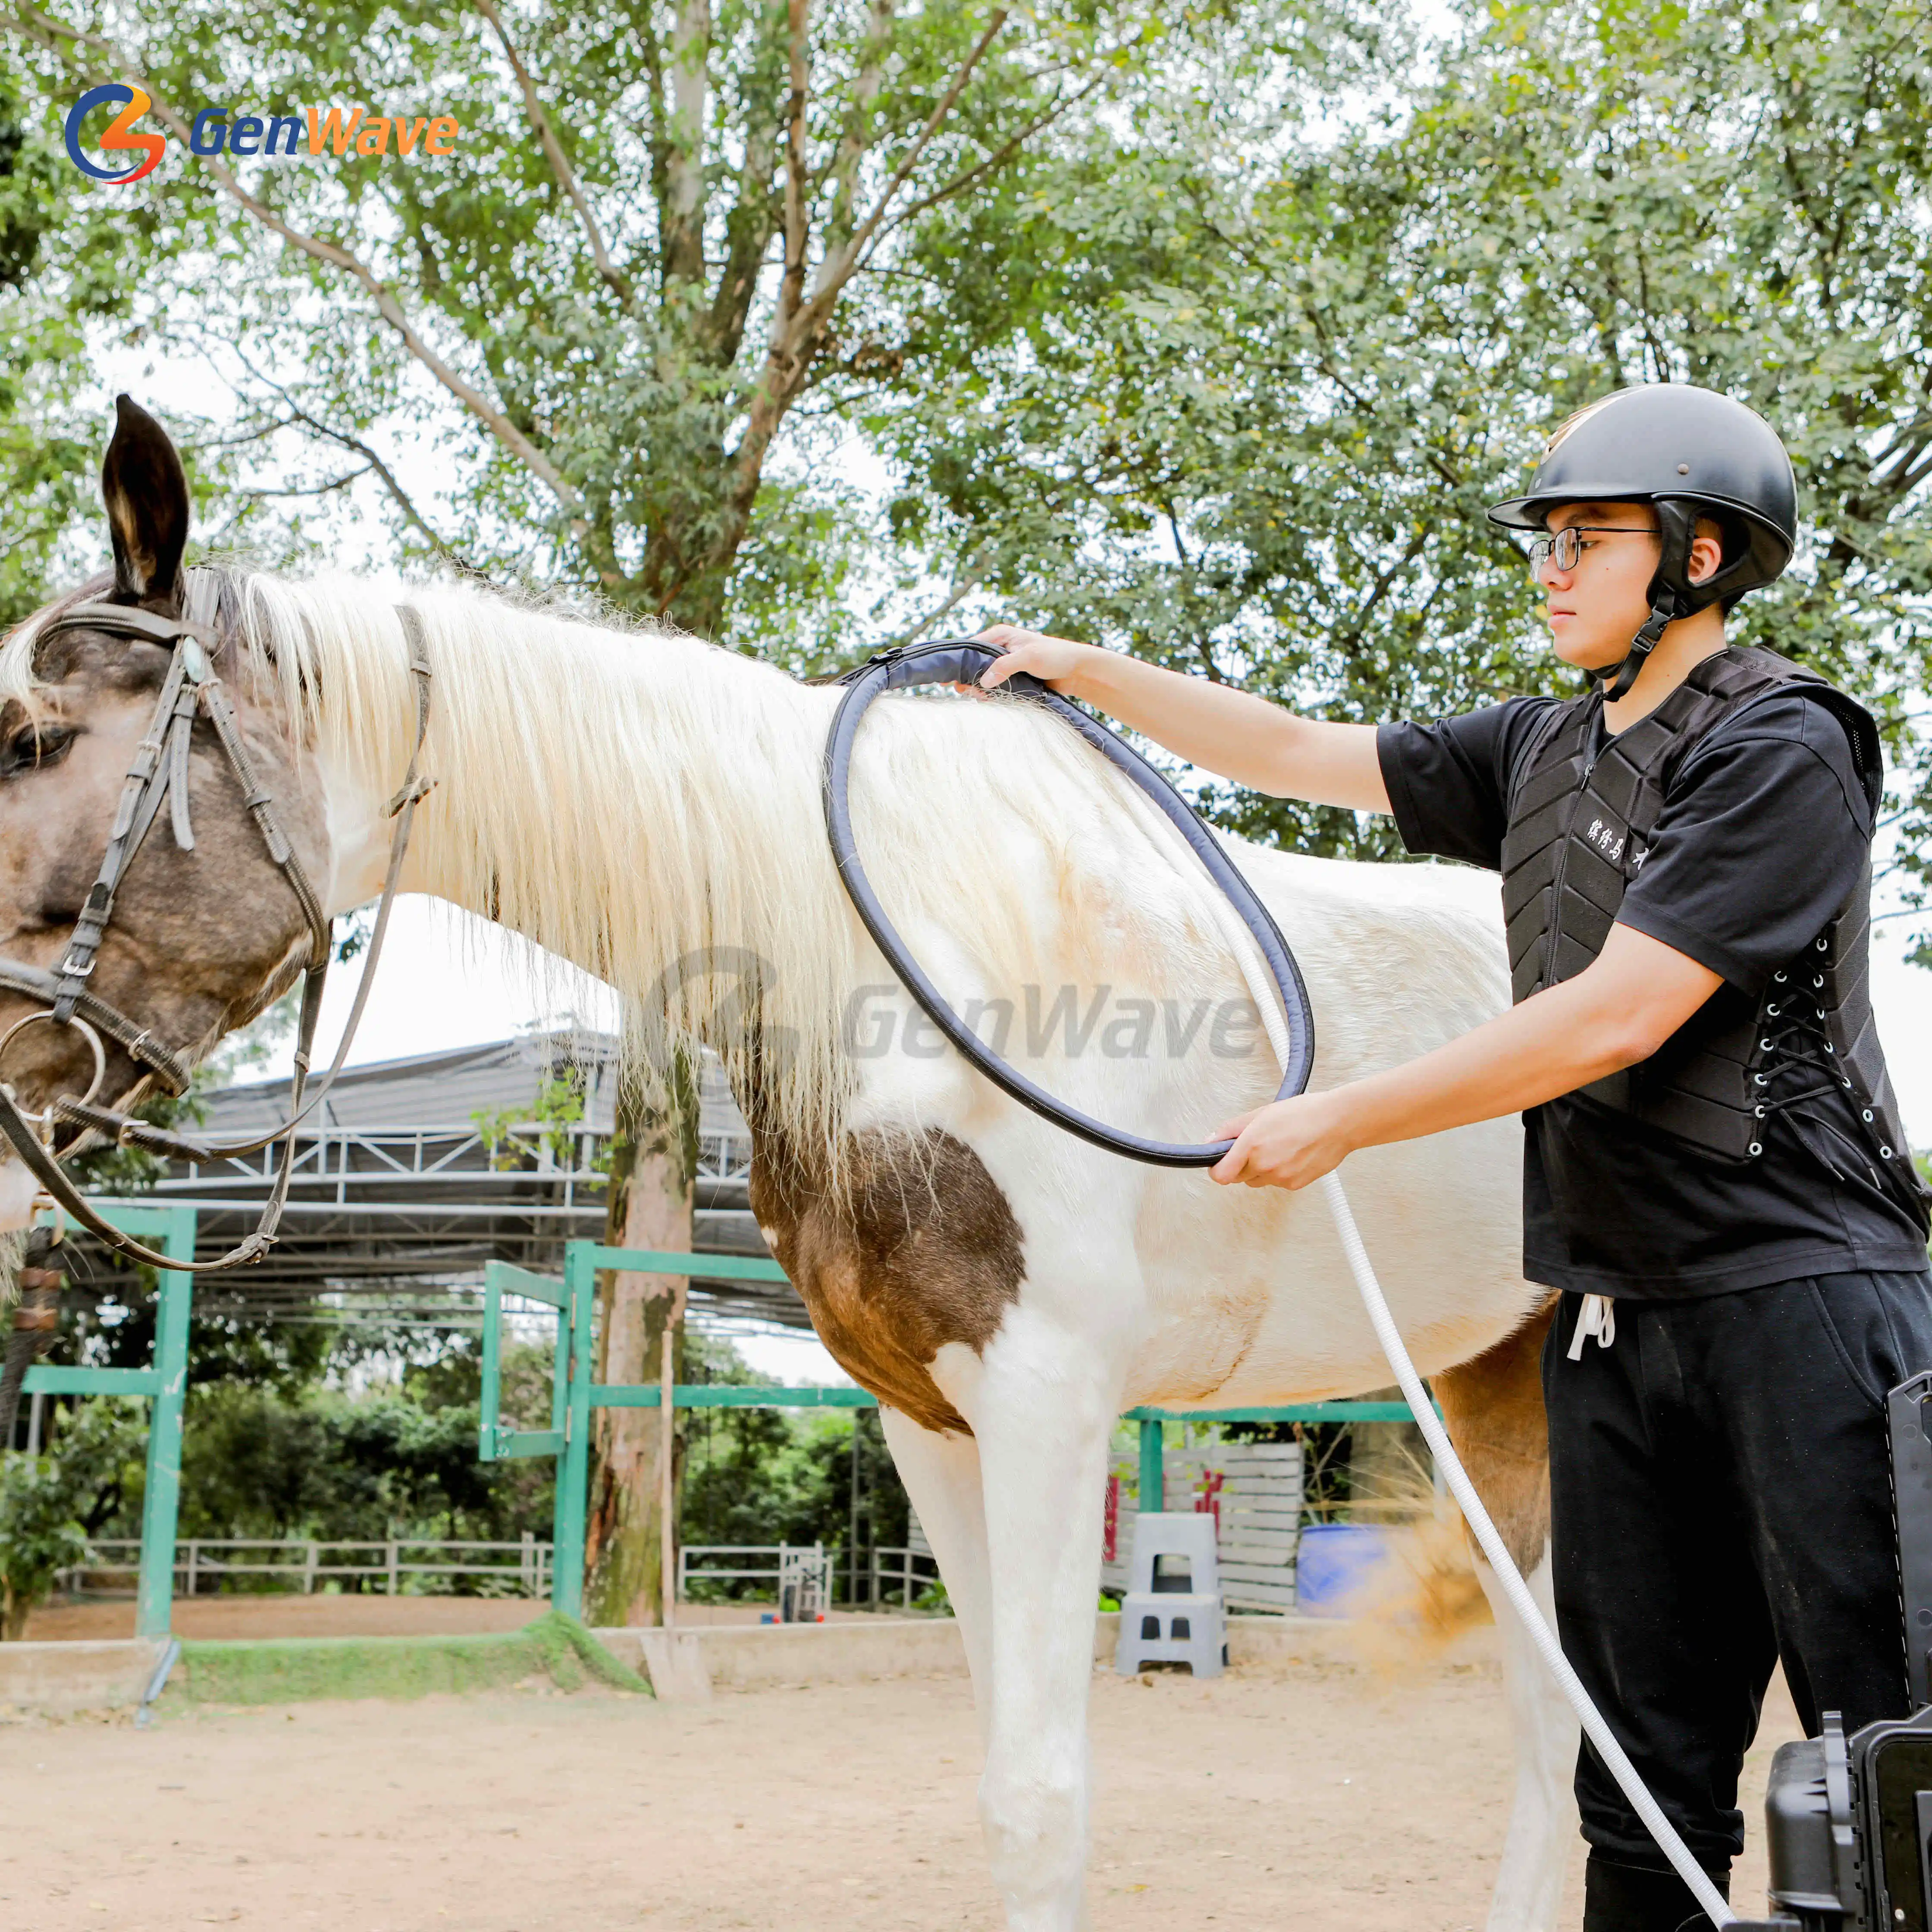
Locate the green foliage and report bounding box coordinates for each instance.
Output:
[871,0,1932,893]
[0,0,1298,637]
[0,44,146,630]
[678,1336,908,1595]
[0,1452,87,1637]
[174,1379,552,1562]
[472,1066,604,1175]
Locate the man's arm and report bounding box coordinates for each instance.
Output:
[974,625,1391,813]
[1209,922,1723,1188]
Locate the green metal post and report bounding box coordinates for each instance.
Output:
[550,1240,597,1619]
[136,1206,195,1640]
[1138,1417,1164,1514]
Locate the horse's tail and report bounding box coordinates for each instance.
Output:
[1328,1511,1493,1674]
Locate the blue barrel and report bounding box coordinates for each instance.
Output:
[1295,1523,1393,1617]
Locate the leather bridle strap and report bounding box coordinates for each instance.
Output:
[0,600,435,1273]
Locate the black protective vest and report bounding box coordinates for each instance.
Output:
[1499,646,1928,1214]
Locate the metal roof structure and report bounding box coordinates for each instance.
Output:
[79,1031,810,1332]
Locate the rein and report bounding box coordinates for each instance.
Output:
[822,638,1316,1165]
[0,599,434,1273]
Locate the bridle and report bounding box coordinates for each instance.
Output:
[0,597,434,1273]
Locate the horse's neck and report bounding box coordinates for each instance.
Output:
[318,601,860,1140]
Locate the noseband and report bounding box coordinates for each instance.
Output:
[0,598,434,1272]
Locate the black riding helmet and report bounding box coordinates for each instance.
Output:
[1487,385,1798,699]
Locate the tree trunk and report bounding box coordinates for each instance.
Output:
[583,1055,698,1628]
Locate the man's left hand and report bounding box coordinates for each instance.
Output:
[1209,1091,1356,1189]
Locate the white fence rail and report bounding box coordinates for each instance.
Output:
[60,1534,552,1599]
[680,1542,838,1619]
[869,1545,941,1609]
[678,1542,938,1611]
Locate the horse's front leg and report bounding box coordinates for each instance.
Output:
[944,1305,1116,1932]
[878,1407,994,1730]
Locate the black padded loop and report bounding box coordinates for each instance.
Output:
[823,638,1316,1169]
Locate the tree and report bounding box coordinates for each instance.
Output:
[871,0,1932,921]
[0,1452,86,1637]
[0,0,1255,1620]
[0,41,146,628]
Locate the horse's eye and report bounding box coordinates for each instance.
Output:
[0,724,74,778]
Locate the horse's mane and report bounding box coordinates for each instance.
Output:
[0,562,1243,1155]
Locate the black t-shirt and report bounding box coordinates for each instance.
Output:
[1377,687,1929,1298]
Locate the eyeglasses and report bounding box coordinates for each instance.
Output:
[1526,525,1659,576]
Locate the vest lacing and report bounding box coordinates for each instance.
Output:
[1750,946,1896,1184]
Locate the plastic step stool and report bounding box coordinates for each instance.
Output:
[1115,1512,1226,1677]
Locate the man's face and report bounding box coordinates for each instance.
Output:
[1536,501,1665,673]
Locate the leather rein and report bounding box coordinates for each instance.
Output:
[0,599,434,1273]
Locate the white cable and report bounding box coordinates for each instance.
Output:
[1174,847,1736,1927]
[1317,1170,1736,1928]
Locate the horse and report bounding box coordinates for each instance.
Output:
[0,398,1576,1929]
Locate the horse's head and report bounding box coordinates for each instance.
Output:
[0,397,332,1225]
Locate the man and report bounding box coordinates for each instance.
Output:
[976,384,1932,1932]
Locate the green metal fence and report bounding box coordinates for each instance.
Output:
[21,1200,197,1639]
[480,1242,1423,1622]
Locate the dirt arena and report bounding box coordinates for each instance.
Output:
[4,1644,1803,1931]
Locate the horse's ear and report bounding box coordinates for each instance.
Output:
[101,393,190,615]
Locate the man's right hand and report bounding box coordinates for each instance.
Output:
[972,625,1094,695]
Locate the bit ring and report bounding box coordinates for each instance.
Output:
[0,1011,108,1124]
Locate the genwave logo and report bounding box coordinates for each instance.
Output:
[65,83,165,184]
[63,85,464,182]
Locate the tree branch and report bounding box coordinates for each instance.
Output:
[730,10,1009,520]
[196,332,486,576]
[1,6,621,583]
[820,0,893,259]
[474,0,636,310]
[859,70,1107,263]
[705,1,790,364]
[661,0,712,285]
[884,555,984,648]
[796,8,1007,332]
[774,0,809,336]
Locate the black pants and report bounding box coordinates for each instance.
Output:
[1543,1269,1932,1888]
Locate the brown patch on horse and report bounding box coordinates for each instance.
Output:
[748,1126,1023,1435]
[1433,1294,1559,1576]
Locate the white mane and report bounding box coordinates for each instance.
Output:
[0,565,1245,1153]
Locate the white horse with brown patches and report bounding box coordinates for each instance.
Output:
[0,401,1574,1929]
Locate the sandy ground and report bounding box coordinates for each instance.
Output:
[22,1596,872,1640]
[2,1653,1803,1931]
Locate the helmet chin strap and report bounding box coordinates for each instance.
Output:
[1596,595,1678,703]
